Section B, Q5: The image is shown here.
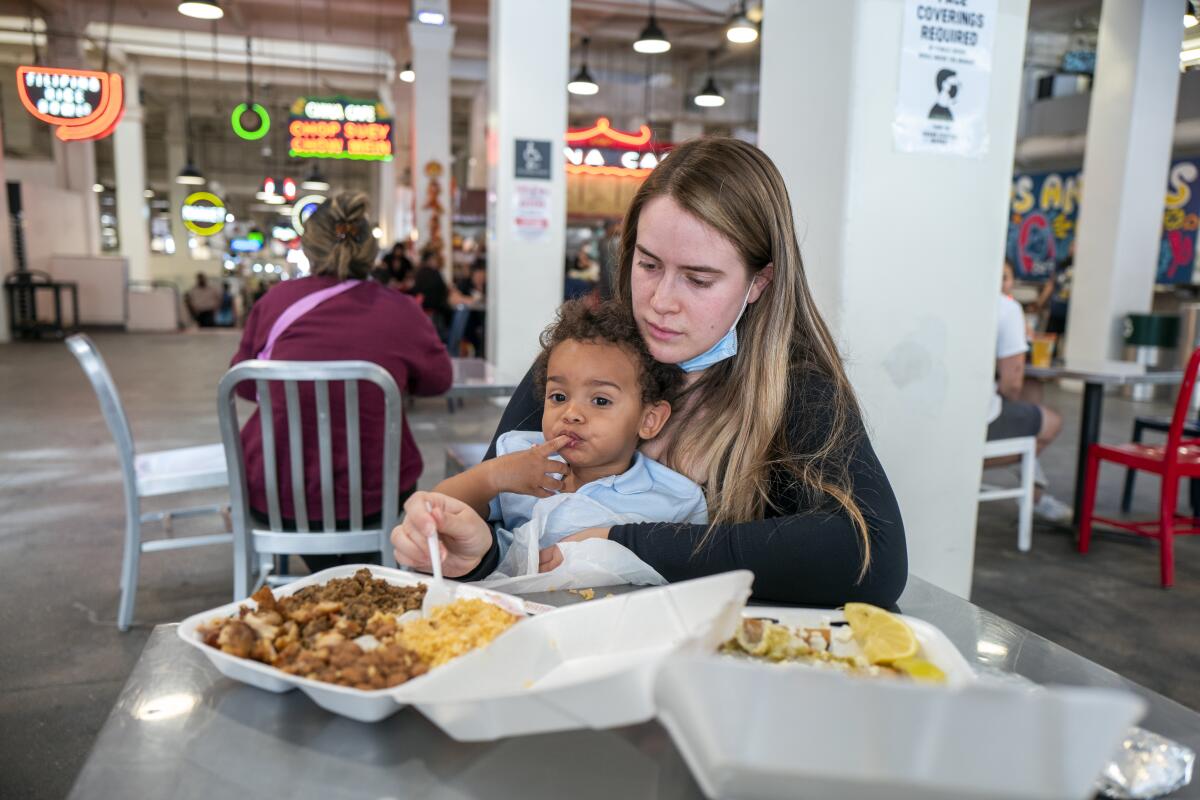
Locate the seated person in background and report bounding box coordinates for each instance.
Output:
[988,262,1070,523]
[230,192,453,572]
[393,299,706,574]
[413,248,451,336]
[450,260,486,306]
[185,272,222,327]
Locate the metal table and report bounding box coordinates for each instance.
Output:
[447,357,523,399]
[1025,361,1184,524]
[68,575,1200,800]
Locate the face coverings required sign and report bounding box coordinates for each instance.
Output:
[893,0,998,158]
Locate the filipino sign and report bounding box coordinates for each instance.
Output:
[563,117,669,178]
[1007,160,1200,285]
[181,191,226,236]
[288,96,392,161]
[16,65,124,142]
[893,0,998,157]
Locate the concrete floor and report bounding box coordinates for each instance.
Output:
[2,329,1199,799]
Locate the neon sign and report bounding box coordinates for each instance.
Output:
[563,117,668,178]
[288,96,392,161]
[181,191,226,236]
[16,66,125,142]
[231,102,270,140]
[292,194,326,234]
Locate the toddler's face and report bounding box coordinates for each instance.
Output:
[541,339,655,472]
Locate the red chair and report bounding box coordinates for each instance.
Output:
[1078,347,1200,586]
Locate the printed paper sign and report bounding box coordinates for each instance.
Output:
[513,182,551,240]
[893,0,998,157]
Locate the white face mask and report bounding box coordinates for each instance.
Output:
[677,280,755,373]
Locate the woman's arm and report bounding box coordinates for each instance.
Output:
[610,426,907,608]
[230,302,265,401]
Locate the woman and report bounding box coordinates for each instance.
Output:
[232,192,452,570]
[392,139,907,606]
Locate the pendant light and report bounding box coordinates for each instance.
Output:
[1187,1,1198,28]
[178,0,223,20]
[399,61,415,82]
[634,0,670,54]
[176,34,207,185]
[567,37,600,95]
[726,1,758,43]
[301,164,330,191]
[693,51,725,108]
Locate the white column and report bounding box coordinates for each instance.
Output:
[0,113,13,343]
[759,0,1030,597]
[468,84,487,190]
[377,78,397,246]
[409,20,455,275]
[113,61,151,284]
[165,112,189,260]
[486,0,570,375]
[1064,2,1185,363]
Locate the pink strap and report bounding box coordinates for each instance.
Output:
[257,280,361,360]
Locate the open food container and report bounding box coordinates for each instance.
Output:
[654,606,1146,800]
[177,564,532,723]
[394,570,754,741]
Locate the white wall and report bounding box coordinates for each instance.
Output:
[21,183,90,273]
[6,158,61,189]
[760,0,1030,597]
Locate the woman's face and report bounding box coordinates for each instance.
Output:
[630,195,768,364]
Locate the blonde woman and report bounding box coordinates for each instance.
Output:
[392,139,906,605]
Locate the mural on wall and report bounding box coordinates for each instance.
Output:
[423,160,445,259]
[1007,160,1200,285]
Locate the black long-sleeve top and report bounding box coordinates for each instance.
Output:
[460,365,908,607]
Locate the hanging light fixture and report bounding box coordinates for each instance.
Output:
[567,37,600,95]
[726,1,758,43]
[301,164,330,191]
[399,61,415,82]
[1187,1,1198,28]
[694,51,725,107]
[178,1,224,20]
[634,0,671,54]
[175,33,207,185]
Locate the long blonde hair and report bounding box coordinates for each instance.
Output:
[614,137,872,578]
[301,191,378,281]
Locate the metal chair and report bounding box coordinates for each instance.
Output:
[217,360,403,600]
[66,334,231,632]
[980,436,1037,552]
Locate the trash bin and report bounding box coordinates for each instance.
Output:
[1123,313,1180,402]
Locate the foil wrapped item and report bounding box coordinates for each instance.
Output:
[1097,727,1195,799]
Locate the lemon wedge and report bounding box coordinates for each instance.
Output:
[891,656,947,684]
[842,602,919,665]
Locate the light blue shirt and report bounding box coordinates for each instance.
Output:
[488,430,708,561]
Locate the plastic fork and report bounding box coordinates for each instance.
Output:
[421,502,453,616]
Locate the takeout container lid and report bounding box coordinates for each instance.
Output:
[177,564,530,723]
[395,570,755,741]
[655,642,1146,800]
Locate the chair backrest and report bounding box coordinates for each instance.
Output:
[445,304,471,356]
[216,359,403,564]
[65,334,138,486]
[1166,347,1200,460]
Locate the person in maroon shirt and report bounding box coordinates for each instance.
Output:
[231,192,452,571]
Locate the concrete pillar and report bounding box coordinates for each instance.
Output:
[468,84,487,190]
[165,112,189,259]
[44,5,100,255]
[758,0,1030,597]
[0,113,13,343]
[377,78,397,246]
[486,0,570,375]
[113,61,151,283]
[409,19,455,275]
[1064,2,1185,363]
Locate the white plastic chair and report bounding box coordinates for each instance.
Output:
[66,334,232,632]
[980,436,1037,552]
[217,360,404,599]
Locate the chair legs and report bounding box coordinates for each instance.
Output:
[1120,420,1146,512]
[117,498,142,632]
[1160,477,1178,588]
[1078,449,1101,554]
[1016,441,1035,552]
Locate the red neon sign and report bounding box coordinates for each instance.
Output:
[16,66,124,142]
[565,117,653,148]
[564,118,668,179]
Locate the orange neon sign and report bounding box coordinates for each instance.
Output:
[565,117,653,148]
[566,163,654,178]
[16,66,124,142]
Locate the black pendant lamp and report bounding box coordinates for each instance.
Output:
[634,0,670,54]
[567,37,599,95]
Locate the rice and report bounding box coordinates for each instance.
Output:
[395,598,519,667]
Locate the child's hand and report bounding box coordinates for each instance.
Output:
[490,435,573,498]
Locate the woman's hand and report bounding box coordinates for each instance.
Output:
[391,491,493,578]
[536,527,611,573]
[489,435,573,498]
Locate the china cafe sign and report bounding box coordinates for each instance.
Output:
[16,66,124,141]
[563,117,670,178]
[288,96,393,161]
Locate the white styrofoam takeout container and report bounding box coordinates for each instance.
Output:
[392,570,755,741]
[655,606,1146,800]
[177,564,532,723]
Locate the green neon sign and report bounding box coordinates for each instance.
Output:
[231,102,270,140]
